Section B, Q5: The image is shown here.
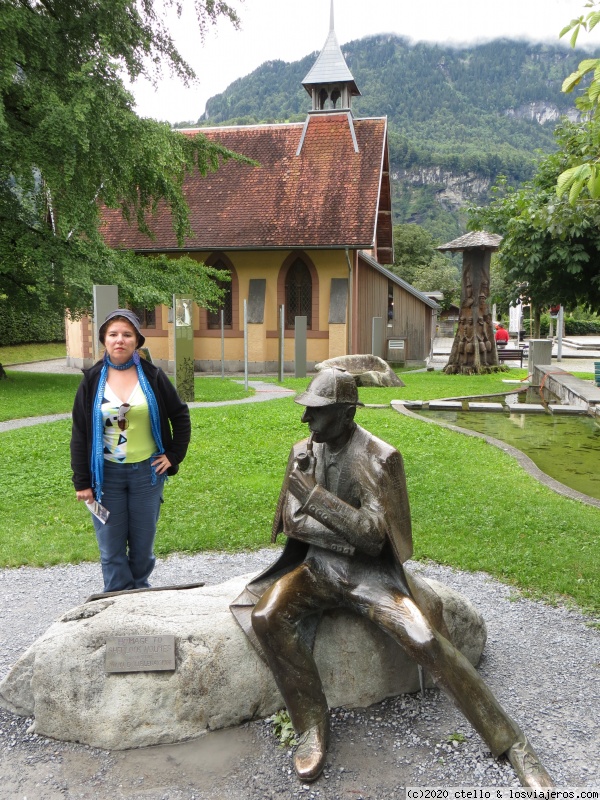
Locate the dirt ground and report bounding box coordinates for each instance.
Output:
[0,691,522,800]
[1,558,598,800]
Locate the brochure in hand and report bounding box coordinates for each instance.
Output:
[85,500,110,524]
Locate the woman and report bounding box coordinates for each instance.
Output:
[71,309,191,593]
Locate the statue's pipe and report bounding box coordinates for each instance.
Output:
[296,433,314,471]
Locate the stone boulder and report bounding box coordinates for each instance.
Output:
[0,573,486,751]
[316,355,405,387]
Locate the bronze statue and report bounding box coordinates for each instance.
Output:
[231,368,553,787]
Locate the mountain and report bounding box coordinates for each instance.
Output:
[187,36,594,242]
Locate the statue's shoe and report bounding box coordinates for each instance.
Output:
[293,719,330,782]
[507,736,554,789]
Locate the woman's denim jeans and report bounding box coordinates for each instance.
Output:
[92,458,165,592]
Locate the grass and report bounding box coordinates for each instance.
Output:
[0,371,254,422]
[3,364,592,423]
[274,369,534,404]
[571,371,595,380]
[0,390,598,617]
[0,342,66,365]
[0,372,84,421]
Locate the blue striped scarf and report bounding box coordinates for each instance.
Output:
[91,352,164,501]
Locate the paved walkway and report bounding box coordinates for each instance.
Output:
[430,337,599,373]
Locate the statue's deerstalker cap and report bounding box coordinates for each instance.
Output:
[295,368,364,408]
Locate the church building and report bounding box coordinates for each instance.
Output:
[66,4,438,371]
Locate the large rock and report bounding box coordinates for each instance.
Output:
[0,573,486,750]
[316,355,405,387]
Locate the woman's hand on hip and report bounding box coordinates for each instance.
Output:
[76,488,94,503]
[152,454,172,475]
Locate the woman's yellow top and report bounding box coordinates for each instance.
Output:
[101,383,156,463]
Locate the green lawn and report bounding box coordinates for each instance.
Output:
[0,342,67,365]
[0,371,254,421]
[3,366,593,423]
[273,368,532,404]
[0,394,598,617]
[0,372,84,421]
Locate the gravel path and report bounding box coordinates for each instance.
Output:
[1,551,598,799]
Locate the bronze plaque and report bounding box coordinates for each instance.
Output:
[105,635,175,673]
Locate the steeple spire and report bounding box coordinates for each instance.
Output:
[301,0,360,112]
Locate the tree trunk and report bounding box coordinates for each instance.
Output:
[444,250,506,375]
[533,306,542,339]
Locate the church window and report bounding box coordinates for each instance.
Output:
[285,259,312,329]
[129,306,156,329]
[207,262,233,329]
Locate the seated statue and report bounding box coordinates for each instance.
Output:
[231,368,553,787]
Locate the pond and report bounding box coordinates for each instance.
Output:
[416,407,600,500]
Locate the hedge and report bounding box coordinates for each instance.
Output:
[522,314,600,337]
[0,304,66,346]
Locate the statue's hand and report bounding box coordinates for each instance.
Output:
[288,464,316,504]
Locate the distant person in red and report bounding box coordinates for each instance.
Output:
[495,323,510,346]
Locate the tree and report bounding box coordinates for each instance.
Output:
[557,1,600,201]
[470,122,600,331]
[0,0,245,318]
[468,4,600,333]
[388,224,460,310]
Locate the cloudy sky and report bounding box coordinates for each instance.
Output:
[130,0,600,124]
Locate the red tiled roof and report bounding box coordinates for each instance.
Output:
[100,113,388,252]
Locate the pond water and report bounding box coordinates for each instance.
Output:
[417,407,600,500]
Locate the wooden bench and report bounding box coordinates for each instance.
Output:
[496,348,525,367]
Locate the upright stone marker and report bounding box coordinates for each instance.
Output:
[92,285,119,361]
[173,295,194,402]
[294,315,307,378]
[371,316,384,359]
[278,304,285,382]
[528,339,552,375]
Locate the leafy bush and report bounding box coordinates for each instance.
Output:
[0,304,65,346]
[523,314,600,337]
[564,317,600,335]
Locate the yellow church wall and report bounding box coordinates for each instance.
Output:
[188,249,349,368]
[65,250,350,370]
[328,324,347,359]
[65,314,92,368]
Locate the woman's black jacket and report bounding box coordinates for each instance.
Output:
[70,359,191,492]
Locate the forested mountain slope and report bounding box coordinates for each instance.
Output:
[186,36,594,241]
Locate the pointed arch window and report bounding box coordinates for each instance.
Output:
[207,261,233,329]
[285,259,313,329]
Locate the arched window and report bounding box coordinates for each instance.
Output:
[331,88,341,108]
[318,88,328,110]
[285,259,312,329]
[207,261,233,329]
[129,305,156,329]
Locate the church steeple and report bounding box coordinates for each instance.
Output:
[301,0,360,112]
